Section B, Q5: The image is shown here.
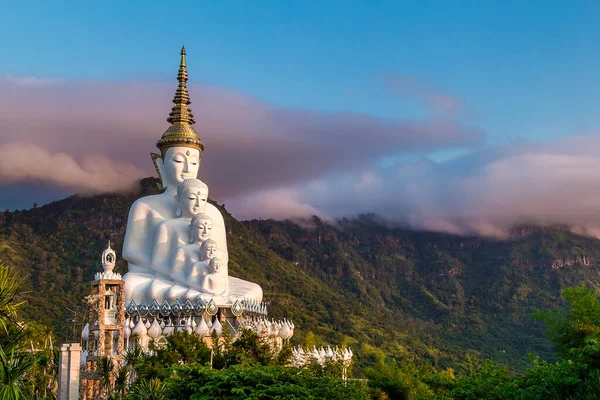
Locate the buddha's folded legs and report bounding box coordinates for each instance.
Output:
[146,277,173,304]
[123,273,154,304]
[124,274,263,305]
[227,277,263,302]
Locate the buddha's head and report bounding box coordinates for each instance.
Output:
[155,147,201,190]
[200,239,218,261]
[190,213,213,243]
[209,257,222,274]
[176,179,209,218]
[154,49,204,191]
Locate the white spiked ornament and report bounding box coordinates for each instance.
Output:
[123,319,131,340]
[195,318,209,337]
[148,319,161,339]
[211,318,222,337]
[81,323,89,341]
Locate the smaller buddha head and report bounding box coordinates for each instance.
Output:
[189,213,213,243]
[209,257,222,274]
[176,179,209,218]
[199,239,218,261]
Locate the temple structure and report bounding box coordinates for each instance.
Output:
[81,48,295,368]
[72,48,355,399]
[121,46,263,308]
[79,243,125,399]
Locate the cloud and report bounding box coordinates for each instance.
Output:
[231,134,600,237]
[0,142,144,194]
[0,75,481,202]
[226,188,324,221]
[2,75,599,238]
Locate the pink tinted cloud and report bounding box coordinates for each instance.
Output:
[234,134,600,237]
[0,76,481,201]
[0,142,144,194]
[227,188,324,221]
[3,76,600,238]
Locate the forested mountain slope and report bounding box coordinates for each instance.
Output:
[2,178,600,371]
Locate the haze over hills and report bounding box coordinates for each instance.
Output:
[2,178,600,372]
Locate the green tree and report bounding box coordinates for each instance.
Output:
[0,262,26,333]
[0,261,42,400]
[114,364,130,399]
[453,285,600,400]
[136,331,211,380]
[227,328,272,366]
[124,346,144,383]
[0,346,37,400]
[210,330,226,370]
[28,346,58,400]
[126,377,168,400]
[167,364,369,400]
[535,285,600,358]
[99,356,115,397]
[303,331,317,348]
[364,358,411,400]
[497,355,600,400]
[449,360,509,400]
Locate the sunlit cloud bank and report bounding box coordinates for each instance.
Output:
[226,135,600,237]
[3,75,600,238]
[0,142,144,194]
[0,74,479,198]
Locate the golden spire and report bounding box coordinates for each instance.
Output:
[156,46,204,155]
[167,46,195,125]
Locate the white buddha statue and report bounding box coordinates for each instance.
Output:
[186,239,229,290]
[151,179,209,277]
[200,257,227,295]
[170,212,213,284]
[122,47,262,304]
[200,238,218,260]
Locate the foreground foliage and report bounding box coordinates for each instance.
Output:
[163,364,368,400]
[435,285,600,400]
[0,261,58,400]
[0,253,600,399]
[122,284,600,400]
[120,329,372,399]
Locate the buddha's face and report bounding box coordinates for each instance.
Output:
[162,147,201,188]
[210,259,221,273]
[203,243,217,260]
[193,218,213,242]
[179,188,208,218]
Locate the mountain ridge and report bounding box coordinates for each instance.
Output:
[2,178,600,372]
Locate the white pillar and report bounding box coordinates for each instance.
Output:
[58,343,82,400]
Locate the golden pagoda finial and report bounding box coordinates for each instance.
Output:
[156,46,204,156]
[167,45,194,126]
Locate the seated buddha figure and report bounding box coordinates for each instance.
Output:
[122,47,260,304]
[200,257,226,295]
[170,212,213,285]
[186,239,222,289]
[151,179,209,277]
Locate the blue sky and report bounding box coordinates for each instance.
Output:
[3,0,600,147]
[4,1,600,235]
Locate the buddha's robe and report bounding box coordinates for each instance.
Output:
[122,192,228,303]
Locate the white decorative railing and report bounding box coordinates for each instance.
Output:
[94,271,122,281]
[82,296,294,353]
